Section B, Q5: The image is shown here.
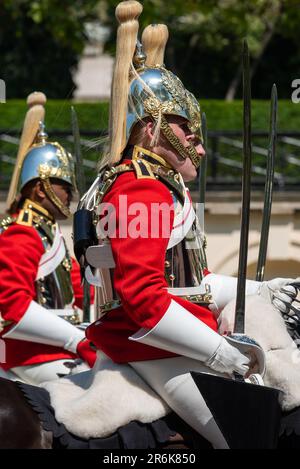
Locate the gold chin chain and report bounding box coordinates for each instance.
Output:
[156,114,202,169]
[41,178,71,218]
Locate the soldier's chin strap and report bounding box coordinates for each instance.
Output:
[41,177,71,218]
[150,112,202,169]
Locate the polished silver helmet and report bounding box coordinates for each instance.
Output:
[127,66,202,142]
[20,124,75,191]
[19,122,75,217]
[125,44,203,168]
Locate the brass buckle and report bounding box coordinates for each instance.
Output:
[183,285,213,305]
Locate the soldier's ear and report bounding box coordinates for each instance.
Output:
[145,121,155,140]
[34,180,47,200]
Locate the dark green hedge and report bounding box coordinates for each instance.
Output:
[1,99,300,132]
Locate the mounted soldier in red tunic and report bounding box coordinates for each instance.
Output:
[0,1,299,449]
[71,0,300,448]
[0,92,96,385]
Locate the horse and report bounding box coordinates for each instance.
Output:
[0,377,210,449]
[0,378,51,449]
[1,375,300,449]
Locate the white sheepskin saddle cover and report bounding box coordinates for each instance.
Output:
[43,352,170,440]
[221,294,300,412]
[44,294,300,440]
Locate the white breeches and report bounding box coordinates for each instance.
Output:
[130,356,229,449]
[8,359,89,385]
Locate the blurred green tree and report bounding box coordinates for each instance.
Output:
[0,0,299,100]
[0,0,98,98]
[99,0,300,99]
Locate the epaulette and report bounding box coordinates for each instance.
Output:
[94,162,156,206]
[16,208,34,226]
[15,200,54,233]
[132,159,155,179]
[0,215,16,232]
[102,160,155,182]
[14,207,54,248]
[131,146,185,203]
[101,162,185,205]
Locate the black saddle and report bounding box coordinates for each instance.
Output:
[16,382,209,449]
[16,381,300,449]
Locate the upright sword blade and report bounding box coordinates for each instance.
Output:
[71,106,91,323]
[71,106,85,196]
[199,112,207,206]
[192,44,282,442]
[235,41,252,334]
[256,85,277,282]
[198,112,208,269]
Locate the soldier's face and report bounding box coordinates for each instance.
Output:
[168,118,205,180]
[53,181,73,204]
[43,181,74,220]
[145,117,205,182]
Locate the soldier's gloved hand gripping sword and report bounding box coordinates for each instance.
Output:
[191,42,282,449]
[225,41,267,381]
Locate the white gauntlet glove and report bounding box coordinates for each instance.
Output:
[3,301,85,353]
[259,277,299,314]
[204,273,299,318]
[205,337,250,377]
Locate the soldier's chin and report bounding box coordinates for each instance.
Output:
[53,205,70,220]
[60,209,71,220]
[181,167,197,182]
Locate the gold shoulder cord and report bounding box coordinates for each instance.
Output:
[0,215,16,231]
[102,164,132,183]
[97,164,133,205]
[36,217,54,243]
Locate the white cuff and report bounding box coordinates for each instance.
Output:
[204,273,260,313]
[129,299,222,363]
[3,301,85,353]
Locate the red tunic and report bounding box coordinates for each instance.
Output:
[0,223,87,370]
[86,171,218,363]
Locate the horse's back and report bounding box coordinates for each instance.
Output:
[0,377,51,449]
